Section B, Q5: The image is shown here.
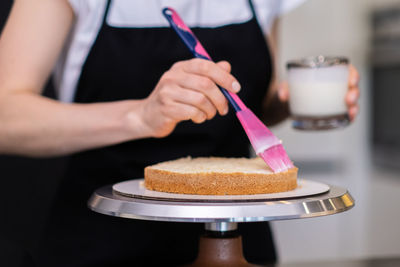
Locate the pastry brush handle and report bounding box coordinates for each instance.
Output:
[162,7,246,112]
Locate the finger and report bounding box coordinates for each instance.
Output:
[171,87,218,120]
[348,64,360,87]
[183,58,241,93]
[216,61,231,72]
[166,101,208,124]
[346,87,360,107]
[348,104,359,122]
[278,81,289,102]
[176,72,229,116]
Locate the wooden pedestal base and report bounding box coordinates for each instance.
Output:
[188,232,261,267]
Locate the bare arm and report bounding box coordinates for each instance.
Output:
[0,0,240,157]
[262,18,290,126]
[0,0,149,157]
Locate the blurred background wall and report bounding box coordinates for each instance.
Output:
[271,0,400,263]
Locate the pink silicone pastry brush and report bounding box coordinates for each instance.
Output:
[163,7,294,172]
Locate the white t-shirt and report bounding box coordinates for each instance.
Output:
[55,0,305,102]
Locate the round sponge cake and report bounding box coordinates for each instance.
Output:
[144,157,298,195]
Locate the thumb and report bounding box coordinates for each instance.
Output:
[278,81,290,102]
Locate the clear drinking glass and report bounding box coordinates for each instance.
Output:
[287,56,350,130]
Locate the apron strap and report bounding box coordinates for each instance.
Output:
[102,0,112,25]
[247,0,257,19]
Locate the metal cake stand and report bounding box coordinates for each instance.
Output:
[88,179,354,266]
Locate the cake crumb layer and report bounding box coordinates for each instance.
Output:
[144,157,298,195]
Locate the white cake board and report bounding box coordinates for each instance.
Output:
[112,179,329,202]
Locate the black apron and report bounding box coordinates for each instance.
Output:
[37,1,275,266]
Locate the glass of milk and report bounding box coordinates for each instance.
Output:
[287,56,350,130]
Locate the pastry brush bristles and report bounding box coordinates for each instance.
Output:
[259,145,294,173]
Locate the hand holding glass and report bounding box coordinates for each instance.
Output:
[287,56,350,130]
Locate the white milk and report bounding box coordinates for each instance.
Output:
[288,65,349,117]
[289,82,348,116]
